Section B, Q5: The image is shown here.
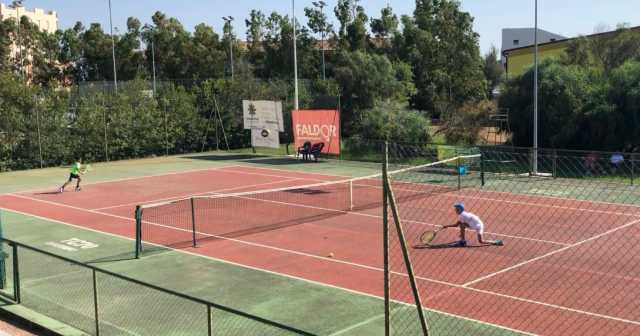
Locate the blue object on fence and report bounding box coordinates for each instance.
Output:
[458,165,467,176]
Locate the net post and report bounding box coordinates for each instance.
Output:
[190,198,197,247]
[386,177,429,335]
[134,206,142,259]
[382,141,390,336]
[349,180,354,211]
[480,153,485,187]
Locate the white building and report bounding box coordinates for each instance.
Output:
[0,2,58,33]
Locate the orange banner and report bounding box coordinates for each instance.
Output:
[292,109,341,155]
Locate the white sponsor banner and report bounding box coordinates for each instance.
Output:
[243,100,284,131]
[251,128,280,149]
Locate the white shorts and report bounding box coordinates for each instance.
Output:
[463,221,484,235]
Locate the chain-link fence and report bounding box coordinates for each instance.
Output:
[0,236,313,336]
[383,142,640,335]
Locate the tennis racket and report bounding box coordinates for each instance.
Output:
[81,164,92,174]
[419,228,444,245]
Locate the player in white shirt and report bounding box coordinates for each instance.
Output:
[440,202,503,247]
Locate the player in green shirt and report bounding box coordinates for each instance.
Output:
[59,158,84,193]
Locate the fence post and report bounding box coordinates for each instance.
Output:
[92,270,100,336]
[191,198,197,247]
[382,141,390,336]
[135,206,142,258]
[457,157,462,190]
[207,305,212,336]
[103,101,110,162]
[552,149,558,179]
[480,152,485,187]
[529,147,534,176]
[34,96,44,169]
[632,154,635,186]
[0,210,5,290]
[12,243,19,303]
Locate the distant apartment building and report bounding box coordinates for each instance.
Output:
[0,2,58,33]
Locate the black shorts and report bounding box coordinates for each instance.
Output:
[68,173,81,181]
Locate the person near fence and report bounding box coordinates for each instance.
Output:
[59,158,84,193]
[439,203,503,247]
[610,152,624,173]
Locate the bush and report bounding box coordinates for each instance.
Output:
[359,100,430,143]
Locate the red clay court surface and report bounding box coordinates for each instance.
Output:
[2,164,640,335]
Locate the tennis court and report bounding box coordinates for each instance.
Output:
[1,153,640,335]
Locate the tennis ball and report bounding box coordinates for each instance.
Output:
[327,252,334,258]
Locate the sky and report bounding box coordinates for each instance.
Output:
[4,0,639,54]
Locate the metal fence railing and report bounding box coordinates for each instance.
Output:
[0,235,313,336]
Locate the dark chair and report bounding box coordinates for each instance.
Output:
[309,142,325,161]
[297,141,312,160]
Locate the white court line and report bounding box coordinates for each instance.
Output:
[358,180,640,218]
[465,286,640,327]
[91,177,304,211]
[0,207,536,336]
[11,184,570,250]
[10,191,640,328]
[463,218,640,288]
[477,184,640,211]
[328,312,386,336]
[6,164,240,196]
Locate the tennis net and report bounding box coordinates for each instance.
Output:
[134,154,481,255]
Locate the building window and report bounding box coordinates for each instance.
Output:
[513,39,520,46]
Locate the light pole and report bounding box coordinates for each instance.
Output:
[222,16,234,80]
[10,0,24,79]
[143,24,157,96]
[533,0,539,174]
[312,1,327,81]
[292,0,299,110]
[108,0,118,92]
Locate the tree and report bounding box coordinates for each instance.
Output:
[81,23,114,81]
[565,25,640,74]
[333,51,416,131]
[59,22,86,82]
[370,4,399,51]
[334,0,354,39]
[0,19,13,71]
[245,10,266,75]
[149,12,192,80]
[360,100,430,142]
[115,17,144,81]
[397,0,487,115]
[190,23,225,79]
[483,45,504,98]
[346,6,369,51]
[500,59,612,149]
[609,60,640,150]
[437,100,496,145]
